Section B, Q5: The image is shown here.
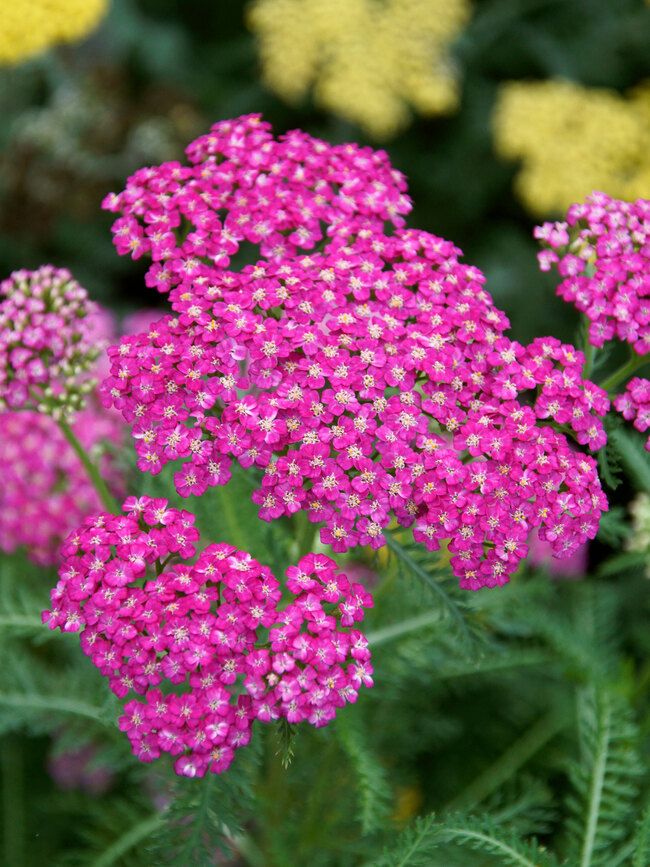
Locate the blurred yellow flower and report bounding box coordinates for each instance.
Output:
[494,78,650,216]
[1,0,109,65]
[247,0,471,139]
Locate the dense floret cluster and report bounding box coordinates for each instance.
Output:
[0,265,106,416]
[43,496,373,777]
[0,406,123,565]
[102,114,411,295]
[102,228,608,589]
[535,193,650,355]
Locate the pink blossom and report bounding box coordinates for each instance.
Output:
[43,497,373,777]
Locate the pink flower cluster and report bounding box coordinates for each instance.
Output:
[535,192,650,354]
[614,377,650,451]
[102,114,411,295]
[43,496,373,778]
[0,265,106,416]
[0,406,124,565]
[102,228,608,589]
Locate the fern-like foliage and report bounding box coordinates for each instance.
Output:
[371,813,440,867]
[384,531,478,648]
[564,685,643,867]
[52,797,166,867]
[597,415,624,491]
[275,716,297,770]
[515,580,620,684]
[372,812,560,867]
[596,505,631,548]
[0,644,119,738]
[146,737,262,865]
[0,549,56,640]
[434,813,560,867]
[631,803,650,867]
[334,712,392,836]
[608,425,650,491]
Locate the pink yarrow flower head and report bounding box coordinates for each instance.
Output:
[102,114,411,295]
[534,193,650,356]
[43,496,373,778]
[0,266,107,418]
[0,405,124,565]
[103,227,608,590]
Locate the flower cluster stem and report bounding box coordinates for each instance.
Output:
[599,353,648,395]
[56,418,118,512]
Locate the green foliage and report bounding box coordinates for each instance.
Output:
[147,739,263,865]
[383,531,477,648]
[597,416,624,491]
[564,687,644,867]
[434,813,560,867]
[275,717,297,771]
[608,426,650,492]
[596,506,631,548]
[334,714,392,836]
[631,804,650,867]
[372,813,440,867]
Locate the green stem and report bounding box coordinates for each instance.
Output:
[582,338,596,381]
[445,707,569,812]
[0,615,49,633]
[365,611,441,647]
[0,693,109,725]
[442,826,541,867]
[56,418,117,512]
[599,353,648,394]
[384,534,471,643]
[89,812,167,867]
[294,510,317,560]
[580,698,612,867]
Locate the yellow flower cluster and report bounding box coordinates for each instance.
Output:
[247,0,471,139]
[0,0,109,65]
[494,78,650,216]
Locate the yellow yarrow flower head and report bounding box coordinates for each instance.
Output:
[247,0,472,139]
[0,0,109,65]
[494,78,650,216]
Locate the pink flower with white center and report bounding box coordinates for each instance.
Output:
[535,193,650,358]
[43,498,373,777]
[103,114,411,295]
[103,226,608,587]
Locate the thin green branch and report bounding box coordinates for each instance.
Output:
[580,701,612,867]
[175,775,217,863]
[384,534,471,642]
[57,418,118,512]
[446,707,569,812]
[442,826,542,867]
[365,611,441,647]
[0,615,49,633]
[0,693,110,726]
[393,815,438,867]
[89,812,167,867]
[599,353,648,394]
[294,510,318,560]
